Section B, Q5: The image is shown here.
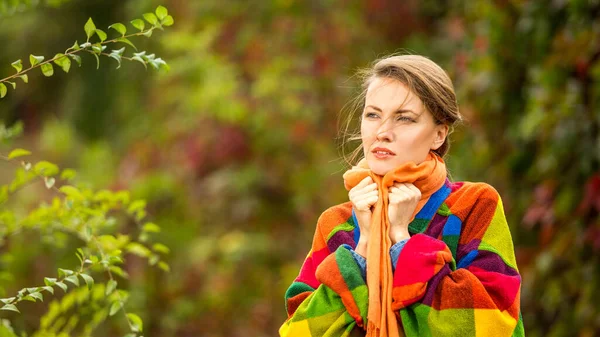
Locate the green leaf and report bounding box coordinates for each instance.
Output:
[109,301,121,316]
[142,29,153,38]
[158,261,170,272]
[29,292,43,302]
[69,54,82,67]
[22,296,36,302]
[127,200,146,214]
[70,40,81,51]
[6,81,15,89]
[11,59,22,73]
[84,18,96,40]
[116,37,137,50]
[53,53,71,73]
[162,15,174,26]
[8,148,31,160]
[0,298,15,304]
[60,169,77,180]
[59,185,84,199]
[131,19,145,31]
[126,313,143,332]
[109,23,127,36]
[131,55,147,69]
[34,161,59,176]
[79,274,94,289]
[91,44,103,54]
[44,277,57,286]
[26,287,40,293]
[142,222,160,233]
[42,286,54,294]
[1,304,19,313]
[95,29,107,42]
[156,5,168,20]
[106,279,117,296]
[44,177,55,189]
[18,74,28,83]
[0,297,16,304]
[41,63,54,77]
[0,83,5,98]
[108,49,124,69]
[29,54,44,66]
[152,243,170,254]
[57,268,74,278]
[126,243,151,258]
[93,53,100,69]
[109,266,129,279]
[143,13,158,25]
[55,281,67,292]
[64,275,79,287]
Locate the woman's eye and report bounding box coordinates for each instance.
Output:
[396,116,414,122]
[365,112,379,118]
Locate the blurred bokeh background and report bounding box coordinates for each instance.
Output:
[1,0,599,336]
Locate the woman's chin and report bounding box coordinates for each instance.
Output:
[368,162,392,176]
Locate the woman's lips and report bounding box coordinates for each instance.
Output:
[373,151,394,159]
[372,147,396,160]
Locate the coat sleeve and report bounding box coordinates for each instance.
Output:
[279,205,368,337]
[391,184,525,337]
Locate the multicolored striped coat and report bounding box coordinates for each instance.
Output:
[280,179,524,336]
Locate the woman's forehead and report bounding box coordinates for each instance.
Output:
[365,77,422,111]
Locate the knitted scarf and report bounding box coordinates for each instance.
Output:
[342,151,447,336]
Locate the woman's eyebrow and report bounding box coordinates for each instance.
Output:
[365,105,417,114]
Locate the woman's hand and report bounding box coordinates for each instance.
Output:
[349,176,378,257]
[388,182,421,244]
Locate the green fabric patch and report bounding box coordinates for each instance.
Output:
[335,246,366,290]
[427,308,476,336]
[300,285,346,320]
[437,202,451,216]
[400,303,432,337]
[409,218,429,233]
[443,234,459,261]
[327,221,355,241]
[285,281,315,301]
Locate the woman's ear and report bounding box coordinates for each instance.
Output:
[431,124,449,151]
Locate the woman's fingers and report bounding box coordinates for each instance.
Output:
[388,183,421,204]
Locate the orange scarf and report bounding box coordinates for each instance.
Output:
[342,151,447,336]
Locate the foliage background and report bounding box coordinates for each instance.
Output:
[1,0,599,336]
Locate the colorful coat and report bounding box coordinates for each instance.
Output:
[280,179,524,336]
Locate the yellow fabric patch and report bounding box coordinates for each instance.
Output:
[279,319,312,337]
[474,309,517,337]
[479,197,518,270]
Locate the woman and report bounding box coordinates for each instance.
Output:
[279,55,524,337]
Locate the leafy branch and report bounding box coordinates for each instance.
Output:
[0,5,174,99]
[0,148,169,337]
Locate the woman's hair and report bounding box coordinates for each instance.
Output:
[339,54,463,166]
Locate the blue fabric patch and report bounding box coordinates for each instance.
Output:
[352,208,361,244]
[413,180,452,220]
[457,250,478,269]
[442,214,462,236]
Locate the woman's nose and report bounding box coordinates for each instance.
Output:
[375,118,394,142]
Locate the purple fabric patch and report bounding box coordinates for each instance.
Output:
[457,239,481,261]
[327,230,355,253]
[421,263,453,306]
[424,213,449,238]
[469,250,520,276]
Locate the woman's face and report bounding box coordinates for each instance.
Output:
[361,77,448,176]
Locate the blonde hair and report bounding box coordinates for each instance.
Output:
[338,54,463,166]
